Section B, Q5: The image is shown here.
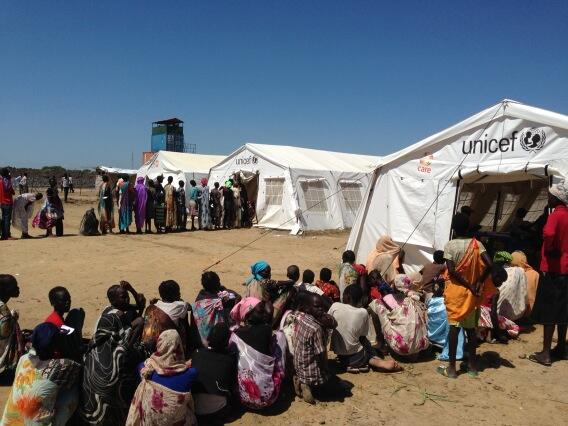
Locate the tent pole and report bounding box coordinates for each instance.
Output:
[449,179,461,241]
[492,191,502,232]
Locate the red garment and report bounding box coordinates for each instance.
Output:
[315,280,340,302]
[541,205,568,274]
[353,263,367,276]
[369,286,381,301]
[0,178,14,205]
[45,311,65,328]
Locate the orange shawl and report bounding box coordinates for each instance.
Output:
[444,238,496,322]
[365,235,401,285]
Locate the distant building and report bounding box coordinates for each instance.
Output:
[151,118,196,153]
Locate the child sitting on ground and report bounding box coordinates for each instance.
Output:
[298,269,324,296]
[44,286,85,361]
[316,268,340,303]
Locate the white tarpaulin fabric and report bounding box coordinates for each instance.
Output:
[208,143,381,232]
[97,166,138,175]
[348,99,568,270]
[137,151,226,188]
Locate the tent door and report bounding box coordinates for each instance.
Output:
[236,171,259,225]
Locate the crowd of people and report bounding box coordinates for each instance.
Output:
[0,167,256,240]
[0,175,567,424]
[97,173,254,235]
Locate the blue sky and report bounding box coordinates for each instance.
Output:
[2,1,568,169]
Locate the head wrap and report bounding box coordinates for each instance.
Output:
[200,178,208,187]
[230,297,262,324]
[365,235,401,284]
[493,251,513,264]
[225,179,233,189]
[31,322,59,353]
[246,260,270,284]
[136,176,145,185]
[549,180,568,205]
[141,329,190,378]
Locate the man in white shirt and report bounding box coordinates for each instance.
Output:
[328,284,402,374]
[298,269,324,296]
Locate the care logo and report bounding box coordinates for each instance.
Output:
[418,153,433,173]
[519,127,546,153]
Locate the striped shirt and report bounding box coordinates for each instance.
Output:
[293,312,327,386]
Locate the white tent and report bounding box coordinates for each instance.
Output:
[137,151,226,187]
[348,99,568,270]
[208,143,381,232]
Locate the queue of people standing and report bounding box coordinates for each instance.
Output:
[98,173,253,235]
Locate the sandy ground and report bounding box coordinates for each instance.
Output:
[1,189,568,425]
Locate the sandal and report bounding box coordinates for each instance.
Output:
[358,366,370,373]
[436,365,457,379]
[346,366,360,374]
[528,353,552,367]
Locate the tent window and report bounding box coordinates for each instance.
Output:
[339,182,363,215]
[525,187,549,222]
[265,178,284,206]
[300,180,329,213]
[457,191,475,212]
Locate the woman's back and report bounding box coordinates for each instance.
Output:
[235,324,272,355]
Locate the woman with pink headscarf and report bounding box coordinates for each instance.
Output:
[199,178,212,230]
[229,298,287,410]
[133,176,147,234]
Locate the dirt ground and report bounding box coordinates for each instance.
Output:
[1,189,567,425]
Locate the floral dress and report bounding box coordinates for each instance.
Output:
[1,351,81,425]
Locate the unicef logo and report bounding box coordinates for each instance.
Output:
[520,128,546,153]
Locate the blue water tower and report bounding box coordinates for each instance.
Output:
[151,118,185,152]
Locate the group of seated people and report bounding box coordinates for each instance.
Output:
[0,227,541,424]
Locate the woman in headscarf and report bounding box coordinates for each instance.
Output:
[244,261,295,327]
[116,176,132,234]
[192,272,240,347]
[164,176,176,232]
[368,273,430,358]
[511,250,540,315]
[199,178,212,230]
[439,213,494,379]
[478,264,520,343]
[493,251,528,322]
[81,282,148,425]
[366,235,403,285]
[126,330,198,426]
[133,176,147,234]
[98,175,115,234]
[32,187,65,237]
[230,298,286,410]
[1,322,81,425]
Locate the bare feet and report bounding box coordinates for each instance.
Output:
[300,383,315,404]
[369,357,403,373]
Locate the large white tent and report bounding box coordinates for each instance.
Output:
[348,100,568,270]
[137,151,226,187]
[208,143,381,232]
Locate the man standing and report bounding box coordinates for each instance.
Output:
[530,180,568,366]
[17,173,28,195]
[0,168,15,240]
[62,173,70,203]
